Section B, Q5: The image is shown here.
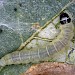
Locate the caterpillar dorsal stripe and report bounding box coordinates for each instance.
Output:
[0,10,74,66]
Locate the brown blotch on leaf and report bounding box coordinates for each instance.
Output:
[21,62,75,75]
[31,22,41,31]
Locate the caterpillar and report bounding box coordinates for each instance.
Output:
[0,10,74,67]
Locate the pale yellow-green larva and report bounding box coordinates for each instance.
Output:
[0,10,74,67]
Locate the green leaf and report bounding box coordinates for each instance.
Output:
[0,0,75,75]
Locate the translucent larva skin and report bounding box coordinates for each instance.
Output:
[0,22,74,66]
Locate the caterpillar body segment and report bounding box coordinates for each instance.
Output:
[0,12,74,66]
[25,39,50,50]
[53,41,64,51]
[37,23,60,40]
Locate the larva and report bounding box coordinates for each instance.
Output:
[0,11,74,67]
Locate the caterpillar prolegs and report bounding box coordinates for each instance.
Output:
[0,11,74,67]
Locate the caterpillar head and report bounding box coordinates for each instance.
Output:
[60,12,71,24]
